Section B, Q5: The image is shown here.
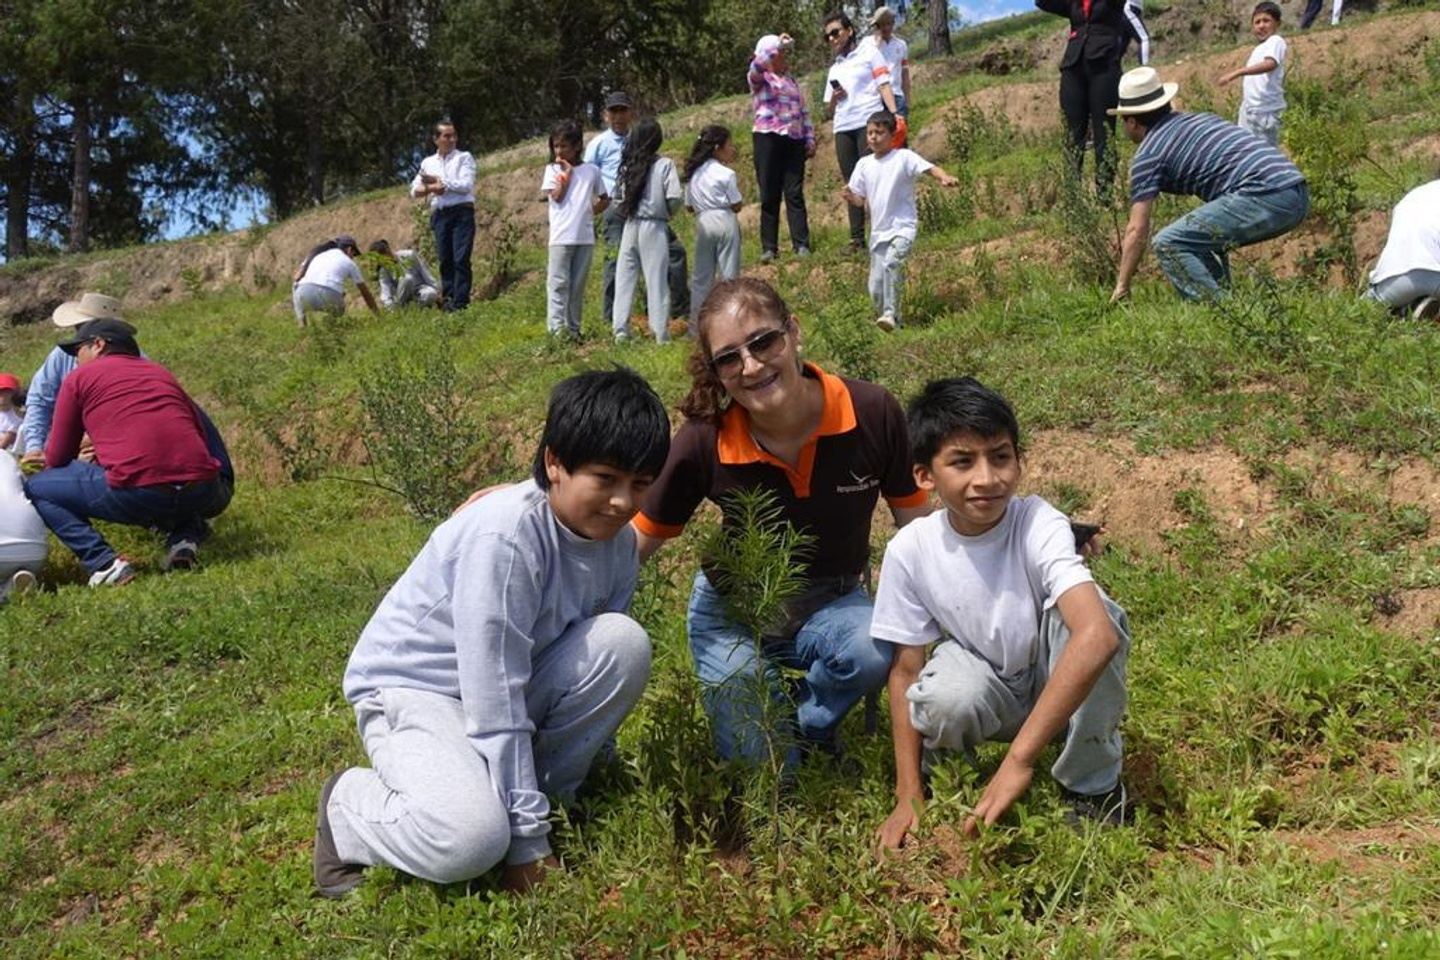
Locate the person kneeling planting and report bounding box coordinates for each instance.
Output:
[315,368,670,897]
[874,377,1132,850]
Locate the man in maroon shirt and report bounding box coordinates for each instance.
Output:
[24,318,230,586]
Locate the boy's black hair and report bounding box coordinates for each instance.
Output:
[1252,2,1281,20]
[907,376,1022,465]
[866,110,897,133]
[532,367,671,488]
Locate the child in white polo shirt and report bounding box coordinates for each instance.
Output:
[872,377,1132,851]
[1220,2,1288,147]
[542,120,609,338]
[840,111,959,331]
[682,125,744,321]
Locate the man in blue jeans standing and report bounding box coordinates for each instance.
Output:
[410,120,476,312]
[1108,67,1309,302]
[24,318,232,586]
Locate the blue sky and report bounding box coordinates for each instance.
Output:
[953,0,1034,24]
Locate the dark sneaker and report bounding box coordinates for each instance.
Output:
[793,245,811,258]
[162,540,199,572]
[1063,782,1129,828]
[314,771,366,898]
[88,557,136,588]
[1414,297,1439,322]
[760,249,777,264]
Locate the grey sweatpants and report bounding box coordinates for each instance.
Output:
[327,613,651,884]
[690,209,741,321]
[613,218,672,341]
[1367,269,1440,310]
[1237,104,1282,148]
[906,595,1130,796]
[868,235,914,324]
[546,244,595,336]
[292,283,345,325]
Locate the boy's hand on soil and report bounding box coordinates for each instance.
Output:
[938,173,960,188]
[500,855,560,894]
[876,796,924,852]
[963,755,1033,837]
[1109,285,1130,304]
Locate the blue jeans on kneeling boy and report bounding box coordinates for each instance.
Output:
[686,571,892,766]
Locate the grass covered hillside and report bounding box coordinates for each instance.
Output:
[4,7,1440,958]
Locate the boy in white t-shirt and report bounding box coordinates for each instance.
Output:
[841,111,959,331]
[542,120,609,338]
[872,377,1132,851]
[1220,3,1287,147]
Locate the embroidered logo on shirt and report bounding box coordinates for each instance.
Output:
[835,472,879,494]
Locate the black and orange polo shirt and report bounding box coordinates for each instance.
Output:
[635,364,927,581]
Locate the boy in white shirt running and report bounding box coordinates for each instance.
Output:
[840,111,959,332]
[1220,3,1288,147]
[872,377,1132,850]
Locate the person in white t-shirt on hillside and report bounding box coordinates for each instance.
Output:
[823,10,899,251]
[541,120,609,339]
[862,7,911,117]
[369,239,440,310]
[873,377,1132,852]
[1219,3,1287,147]
[1366,178,1440,320]
[840,111,959,332]
[0,450,47,601]
[683,125,745,322]
[291,235,380,327]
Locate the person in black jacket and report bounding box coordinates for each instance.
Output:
[1037,0,1126,190]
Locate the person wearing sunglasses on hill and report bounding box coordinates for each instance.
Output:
[633,277,932,767]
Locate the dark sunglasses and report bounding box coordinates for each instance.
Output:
[824,27,844,39]
[709,326,788,378]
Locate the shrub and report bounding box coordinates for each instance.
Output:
[1285,62,1369,285]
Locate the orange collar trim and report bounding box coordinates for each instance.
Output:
[716,364,855,465]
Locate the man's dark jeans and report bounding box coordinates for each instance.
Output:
[26,462,230,572]
[432,203,475,311]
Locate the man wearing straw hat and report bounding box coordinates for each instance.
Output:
[1108,67,1309,303]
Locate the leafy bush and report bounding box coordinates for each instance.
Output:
[1285,63,1369,285]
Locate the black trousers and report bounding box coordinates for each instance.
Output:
[833,127,869,245]
[752,132,811,253]
[1059,56,1121,190]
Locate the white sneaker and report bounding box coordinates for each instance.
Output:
[875,312,897,332]
[88,557,136,587]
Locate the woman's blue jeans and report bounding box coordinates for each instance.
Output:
[1152,183,1310,301]
[686,572,891,766]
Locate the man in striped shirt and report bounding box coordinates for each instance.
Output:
[1108,68,1309,302]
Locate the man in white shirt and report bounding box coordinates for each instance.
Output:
[1366,179,1440,319]
[409,121,476,311]
[863,7,911,116]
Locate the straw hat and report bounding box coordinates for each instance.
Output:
[51,292,125,328]
[1107,67,1180,117]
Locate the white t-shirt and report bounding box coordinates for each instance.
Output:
[299,248,363,294]
[862,35,908,92]
[541,161,605,246]
[686,158,742,213]
[871,495,1094,678]
[824,44,894,133]
[0,452,48,564]
[0,408,21,449]
[846,148,933,247]
[1371,179,1440,284]
[1242,34,1287,115]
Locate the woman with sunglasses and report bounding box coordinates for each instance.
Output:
[821,10,899,252]
[634,278,931,766]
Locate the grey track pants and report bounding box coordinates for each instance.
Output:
[292,283,344,325]
[546,244,595,336]
[906,595,1131,796]
[613,217,673,341]
[327,613,652,883]
[868,235,914,324]
[690,209,741,321]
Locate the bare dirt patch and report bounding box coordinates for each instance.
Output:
[1270,822,1440,874]
[1376,588,1440,639]
[1023,431,1275,554]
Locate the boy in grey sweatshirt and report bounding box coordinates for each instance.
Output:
[315,368,670,897]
